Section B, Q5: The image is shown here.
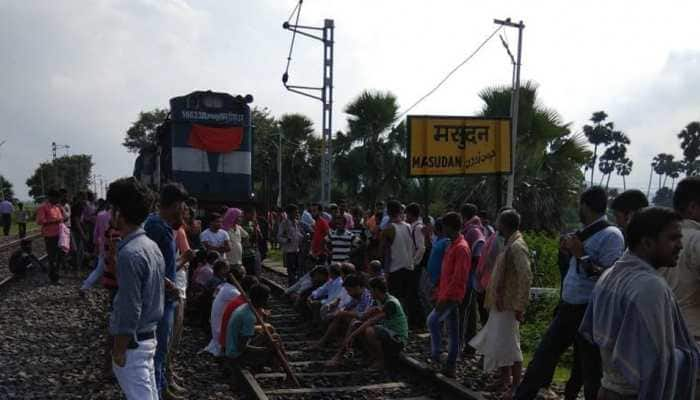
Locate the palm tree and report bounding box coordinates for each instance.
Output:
[583,111,613,186]
[335,90,402,206]
[678,121,700,175]
[667,160,683,190]
[475,81,590,231]
[597,155,615,188]
[597,131,629,190]
[278,114,321,204]
[615,158,633,190]
[652,153,674,189]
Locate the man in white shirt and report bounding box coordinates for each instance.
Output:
[201,212,231,256]
[381,200,416,326]
[405,203,427,327]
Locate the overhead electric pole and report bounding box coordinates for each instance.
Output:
[494,18,524,208]
[277,131,283,208]
[282,5,335,205]
[0,140,5,199]
[52,141,70,160]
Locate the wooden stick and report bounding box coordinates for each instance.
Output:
[229,275,301,387]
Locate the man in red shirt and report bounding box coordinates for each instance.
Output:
[427,212,471,378]
[36,189,65,283]
[310,203,330,265]
[219,275,259,350]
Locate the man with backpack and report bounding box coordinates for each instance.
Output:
[514,187,625,400]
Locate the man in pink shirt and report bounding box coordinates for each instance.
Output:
[459,203,487,356]
[36,189,65,283]
[79,205,112,294]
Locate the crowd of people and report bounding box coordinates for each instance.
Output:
[9,174,700,400]
[262,182,700,400]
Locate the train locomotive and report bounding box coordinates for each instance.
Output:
[134,90,254,205]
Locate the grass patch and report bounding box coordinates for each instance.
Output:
[521,291,573,385]
[267,247,282,263]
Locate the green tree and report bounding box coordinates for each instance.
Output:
[615,158,633,190]
[598,130,629,190]
[652,153,675,189]
[122,109,169,153]
[252,107,279,208]
[0,175,14,200]
[334,90,406,206]
[678,121,700,175]
[653,186,673,207]
[252,109,321,207]
[583,111,614,186]
[278,114,322,204]
[667,160,683,190]
[456,81,590,231]
[26,155,93,201]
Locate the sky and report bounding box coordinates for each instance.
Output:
[1,0,699,200]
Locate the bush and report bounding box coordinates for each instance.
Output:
[523,231,562,288]
[522,291,574,370]
[521,291,558,353]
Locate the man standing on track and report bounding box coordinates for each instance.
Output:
[36,189,65,283]
[380,200,415,319]
[107,177,164,400]
[310,203,330,265]
[277,203,305,285]
[427,212,471,378]
[144,182,189,400]
[0,196,14,236]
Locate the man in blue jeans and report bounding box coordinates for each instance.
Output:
[144,183,188,400]
[427,212,471,378]
[514,187,624,400]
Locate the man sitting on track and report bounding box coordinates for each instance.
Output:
[291,266,329,321]
[326,277,408,370]
[204,263,245,356]
[314,273,373,349]
[306,263,343,326]
[219,275,260,350]
[9,238,40,277]
[225,284,281,371]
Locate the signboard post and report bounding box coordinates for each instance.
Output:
[408,116,512,177]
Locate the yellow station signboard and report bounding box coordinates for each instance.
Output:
[408,115,512,176]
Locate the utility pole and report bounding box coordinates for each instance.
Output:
[494,18,524,208]
[283,16,335,205]
[647,163,654,198]
[277,131,283,209]
[0,140,5,199]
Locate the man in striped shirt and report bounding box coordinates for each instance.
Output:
[325,213,358,263]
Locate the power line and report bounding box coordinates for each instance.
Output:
[393,25,504,123]
[283,0,303,83]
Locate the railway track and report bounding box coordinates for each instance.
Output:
[236,264,483,400]
[0,232,41,252]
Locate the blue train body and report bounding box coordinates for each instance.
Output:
[134,90,254,205]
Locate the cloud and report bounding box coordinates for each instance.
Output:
[599,51,700,191]
[1,0,699,200]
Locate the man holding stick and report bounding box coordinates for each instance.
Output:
[225,280,299,386]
